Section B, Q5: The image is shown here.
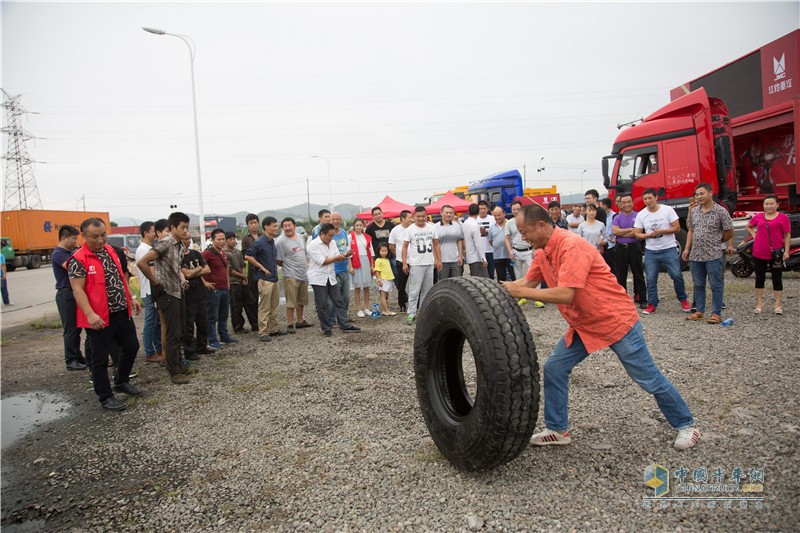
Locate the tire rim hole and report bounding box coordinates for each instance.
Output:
[437,329,477,420]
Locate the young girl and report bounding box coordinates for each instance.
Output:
[373,243,396,316]
[348,218,374,318]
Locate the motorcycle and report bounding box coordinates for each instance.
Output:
[731,235,800,278]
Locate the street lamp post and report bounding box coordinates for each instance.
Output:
[143,27,206,249]
[311,155,333,212]
[581,169,587,195]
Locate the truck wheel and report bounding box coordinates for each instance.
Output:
[414,277,539,471]
[27,255,42,270]
[6,263,16,272]
[730,258,753,278]
[676,229,689,271]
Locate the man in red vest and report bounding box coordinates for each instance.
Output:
[69,218,142,411]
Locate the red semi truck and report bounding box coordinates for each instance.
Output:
[603,30,800,247]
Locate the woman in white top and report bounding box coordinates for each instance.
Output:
[348,218,374,318]
[577,204,607,253]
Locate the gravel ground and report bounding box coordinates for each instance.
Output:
[1,271,798,532]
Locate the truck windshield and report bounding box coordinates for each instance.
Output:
[616,149,658,184]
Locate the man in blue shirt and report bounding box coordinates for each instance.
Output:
[52,225,88,371]
[245,216,283,342]
[328,212,352,323]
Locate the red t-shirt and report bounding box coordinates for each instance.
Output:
[202,248,229,289]
[526,228,639,353]
[748,212,790,260]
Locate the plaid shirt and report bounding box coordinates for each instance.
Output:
[151,234,185,299]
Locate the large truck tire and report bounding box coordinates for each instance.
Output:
[27,255,42,270]
[6,263,16,272]
[414,277,539,471]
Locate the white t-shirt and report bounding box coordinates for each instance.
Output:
[566,214,584,233]
[577,221,606,246]
[634,204,679,251]
[475,214,495,253]
[462,217,485,264]
[348,233,369,258]
[134,242,152,298]
[388,225,408,259]
[306,237,339,286]
[435,222,463,264]
[403,222,437,266]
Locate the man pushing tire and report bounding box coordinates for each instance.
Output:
[501,204,700,451]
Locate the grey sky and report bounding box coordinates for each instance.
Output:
[2,2,798,221]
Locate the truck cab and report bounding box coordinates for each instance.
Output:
[467,170,524,213]
[602,88,737,218]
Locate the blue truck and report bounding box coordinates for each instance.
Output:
[466,170,524,213]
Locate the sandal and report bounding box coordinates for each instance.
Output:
[385,311,397,316]
[685,312,704,321]
[754,307,762,314]
[706,314,722,324]
[775,307,783,315]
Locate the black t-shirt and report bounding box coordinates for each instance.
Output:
[181,249,207,289]
[595,206,607,226]
[110,245,128,277]
[52,246,74,290]
[365,220,395,255]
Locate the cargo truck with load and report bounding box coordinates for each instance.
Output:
[602,30,800,254]
[0,210,111,271]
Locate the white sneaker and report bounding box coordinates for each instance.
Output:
[674,426,700,450]
[530,428,571,446]
[364,308,371,315]
[357,310,365,318]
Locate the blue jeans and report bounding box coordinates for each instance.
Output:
[543,321,694,431]
[1,277,9,304]
[141,294,162,356]
[644,247,687,308]
[206,289,231,343]
[486,252,495,280]
[328,271,351,322]
[690,257,723,316]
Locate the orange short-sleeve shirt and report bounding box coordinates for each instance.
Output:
[526,228,639,353]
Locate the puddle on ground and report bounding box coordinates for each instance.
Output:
[1,392,72,451]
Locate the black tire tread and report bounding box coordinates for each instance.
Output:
[414,276,539,471]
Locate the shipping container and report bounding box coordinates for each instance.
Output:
[0,210,111,270]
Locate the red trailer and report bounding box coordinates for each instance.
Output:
[603,30,799,242]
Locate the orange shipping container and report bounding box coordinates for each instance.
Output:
[1,210,111,253]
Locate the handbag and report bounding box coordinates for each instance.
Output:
[764,215,785,269]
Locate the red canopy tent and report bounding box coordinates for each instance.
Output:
[356,196,416,222]
[425,192,474,215]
